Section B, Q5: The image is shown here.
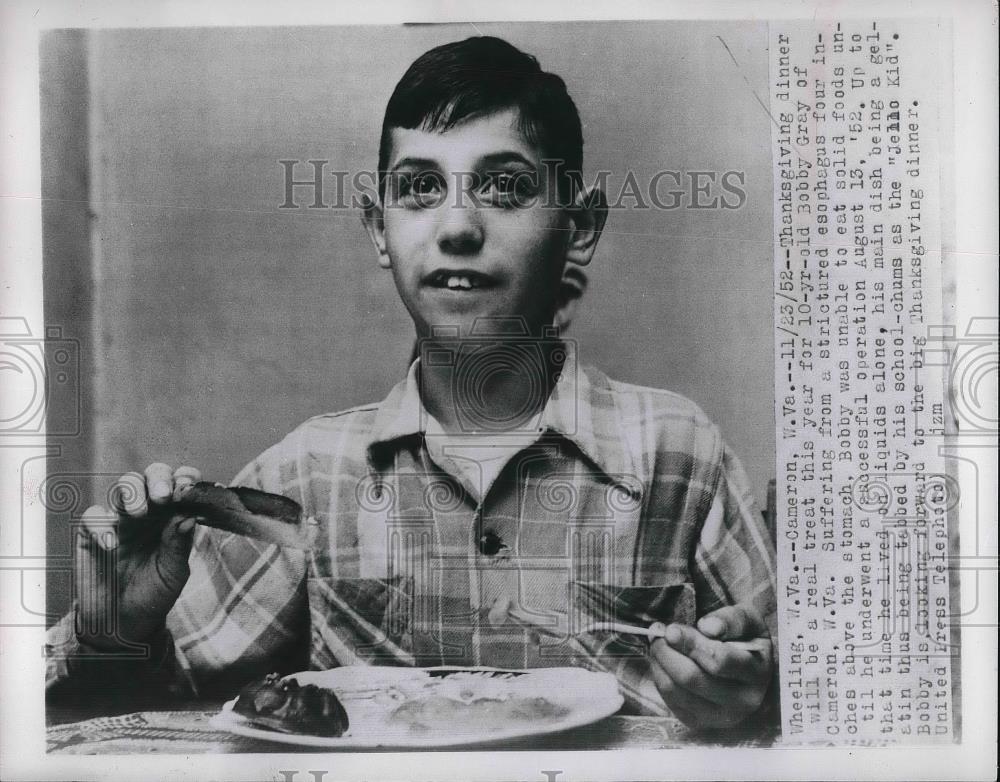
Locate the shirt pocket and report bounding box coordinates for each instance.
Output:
[573,581,696,625]
[306,575,415,670]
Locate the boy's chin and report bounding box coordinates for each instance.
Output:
[416,313,557,342]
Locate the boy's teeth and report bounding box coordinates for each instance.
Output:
[446,275,473,289]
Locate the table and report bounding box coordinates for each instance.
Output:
[46,703,779,754]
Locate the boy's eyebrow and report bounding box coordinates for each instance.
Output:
[388,156,441,174]
[478,151,538,169]
[389,152,539,175]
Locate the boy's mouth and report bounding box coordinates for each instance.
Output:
[423,269,498,292]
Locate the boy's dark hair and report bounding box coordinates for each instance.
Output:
[377,36,584,205]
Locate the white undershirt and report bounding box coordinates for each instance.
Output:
[423,416,540,500]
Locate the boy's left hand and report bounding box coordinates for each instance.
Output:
[648,604,773,730]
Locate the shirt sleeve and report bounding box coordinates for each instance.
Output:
[164,442,311,696]
[690,441,778,642]
[577,436,781,727]
[613,437,780,723]
[47,436,312,706]
[688,440,781,724]
[45,605,196,709]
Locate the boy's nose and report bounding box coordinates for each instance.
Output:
[436,203,484,255]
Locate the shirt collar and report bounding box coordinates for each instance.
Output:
[366,348,636,487]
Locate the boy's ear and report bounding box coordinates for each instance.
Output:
[563,184,608,267]
[360,194,392,269]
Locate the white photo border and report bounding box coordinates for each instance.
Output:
[0,1,995,780]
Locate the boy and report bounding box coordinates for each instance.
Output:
[47,36,777,731]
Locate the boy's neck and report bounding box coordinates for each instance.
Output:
[417,338,566,436]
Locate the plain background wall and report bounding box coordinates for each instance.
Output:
[43,21,774,620]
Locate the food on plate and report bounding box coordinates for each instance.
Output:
[231,673,350,737]
[227,668,602,741]
[387,692,570,735]
[175,481,308,548]
[377,672,572,735]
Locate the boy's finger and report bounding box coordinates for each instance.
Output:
[172,465,202,497]
[81,504,119,551]
[649,654,725,724]
[696,604,769,641]
[659,622,770,683]
[155,514,197,588]
[144,463,174,504]
[73,519,116,631]
[110,471,148,517]
[650,638,764,710]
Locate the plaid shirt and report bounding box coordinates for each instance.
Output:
[47,358,776,717]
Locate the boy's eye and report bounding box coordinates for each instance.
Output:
[397,171,445,207]
[481,171,538,206]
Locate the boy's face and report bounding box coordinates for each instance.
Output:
[369,109,571,340]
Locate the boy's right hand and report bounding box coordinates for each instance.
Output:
[74,463,202,651]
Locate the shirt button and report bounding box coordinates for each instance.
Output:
[478,529,507,556]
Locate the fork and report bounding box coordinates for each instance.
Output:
[506,609,764,654]
[579,620,765,654]
[506,607,661,640]
[577,620,669,638]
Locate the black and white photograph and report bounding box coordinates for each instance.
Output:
[0,2,995,781]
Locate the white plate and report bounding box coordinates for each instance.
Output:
[209,666,624,749]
